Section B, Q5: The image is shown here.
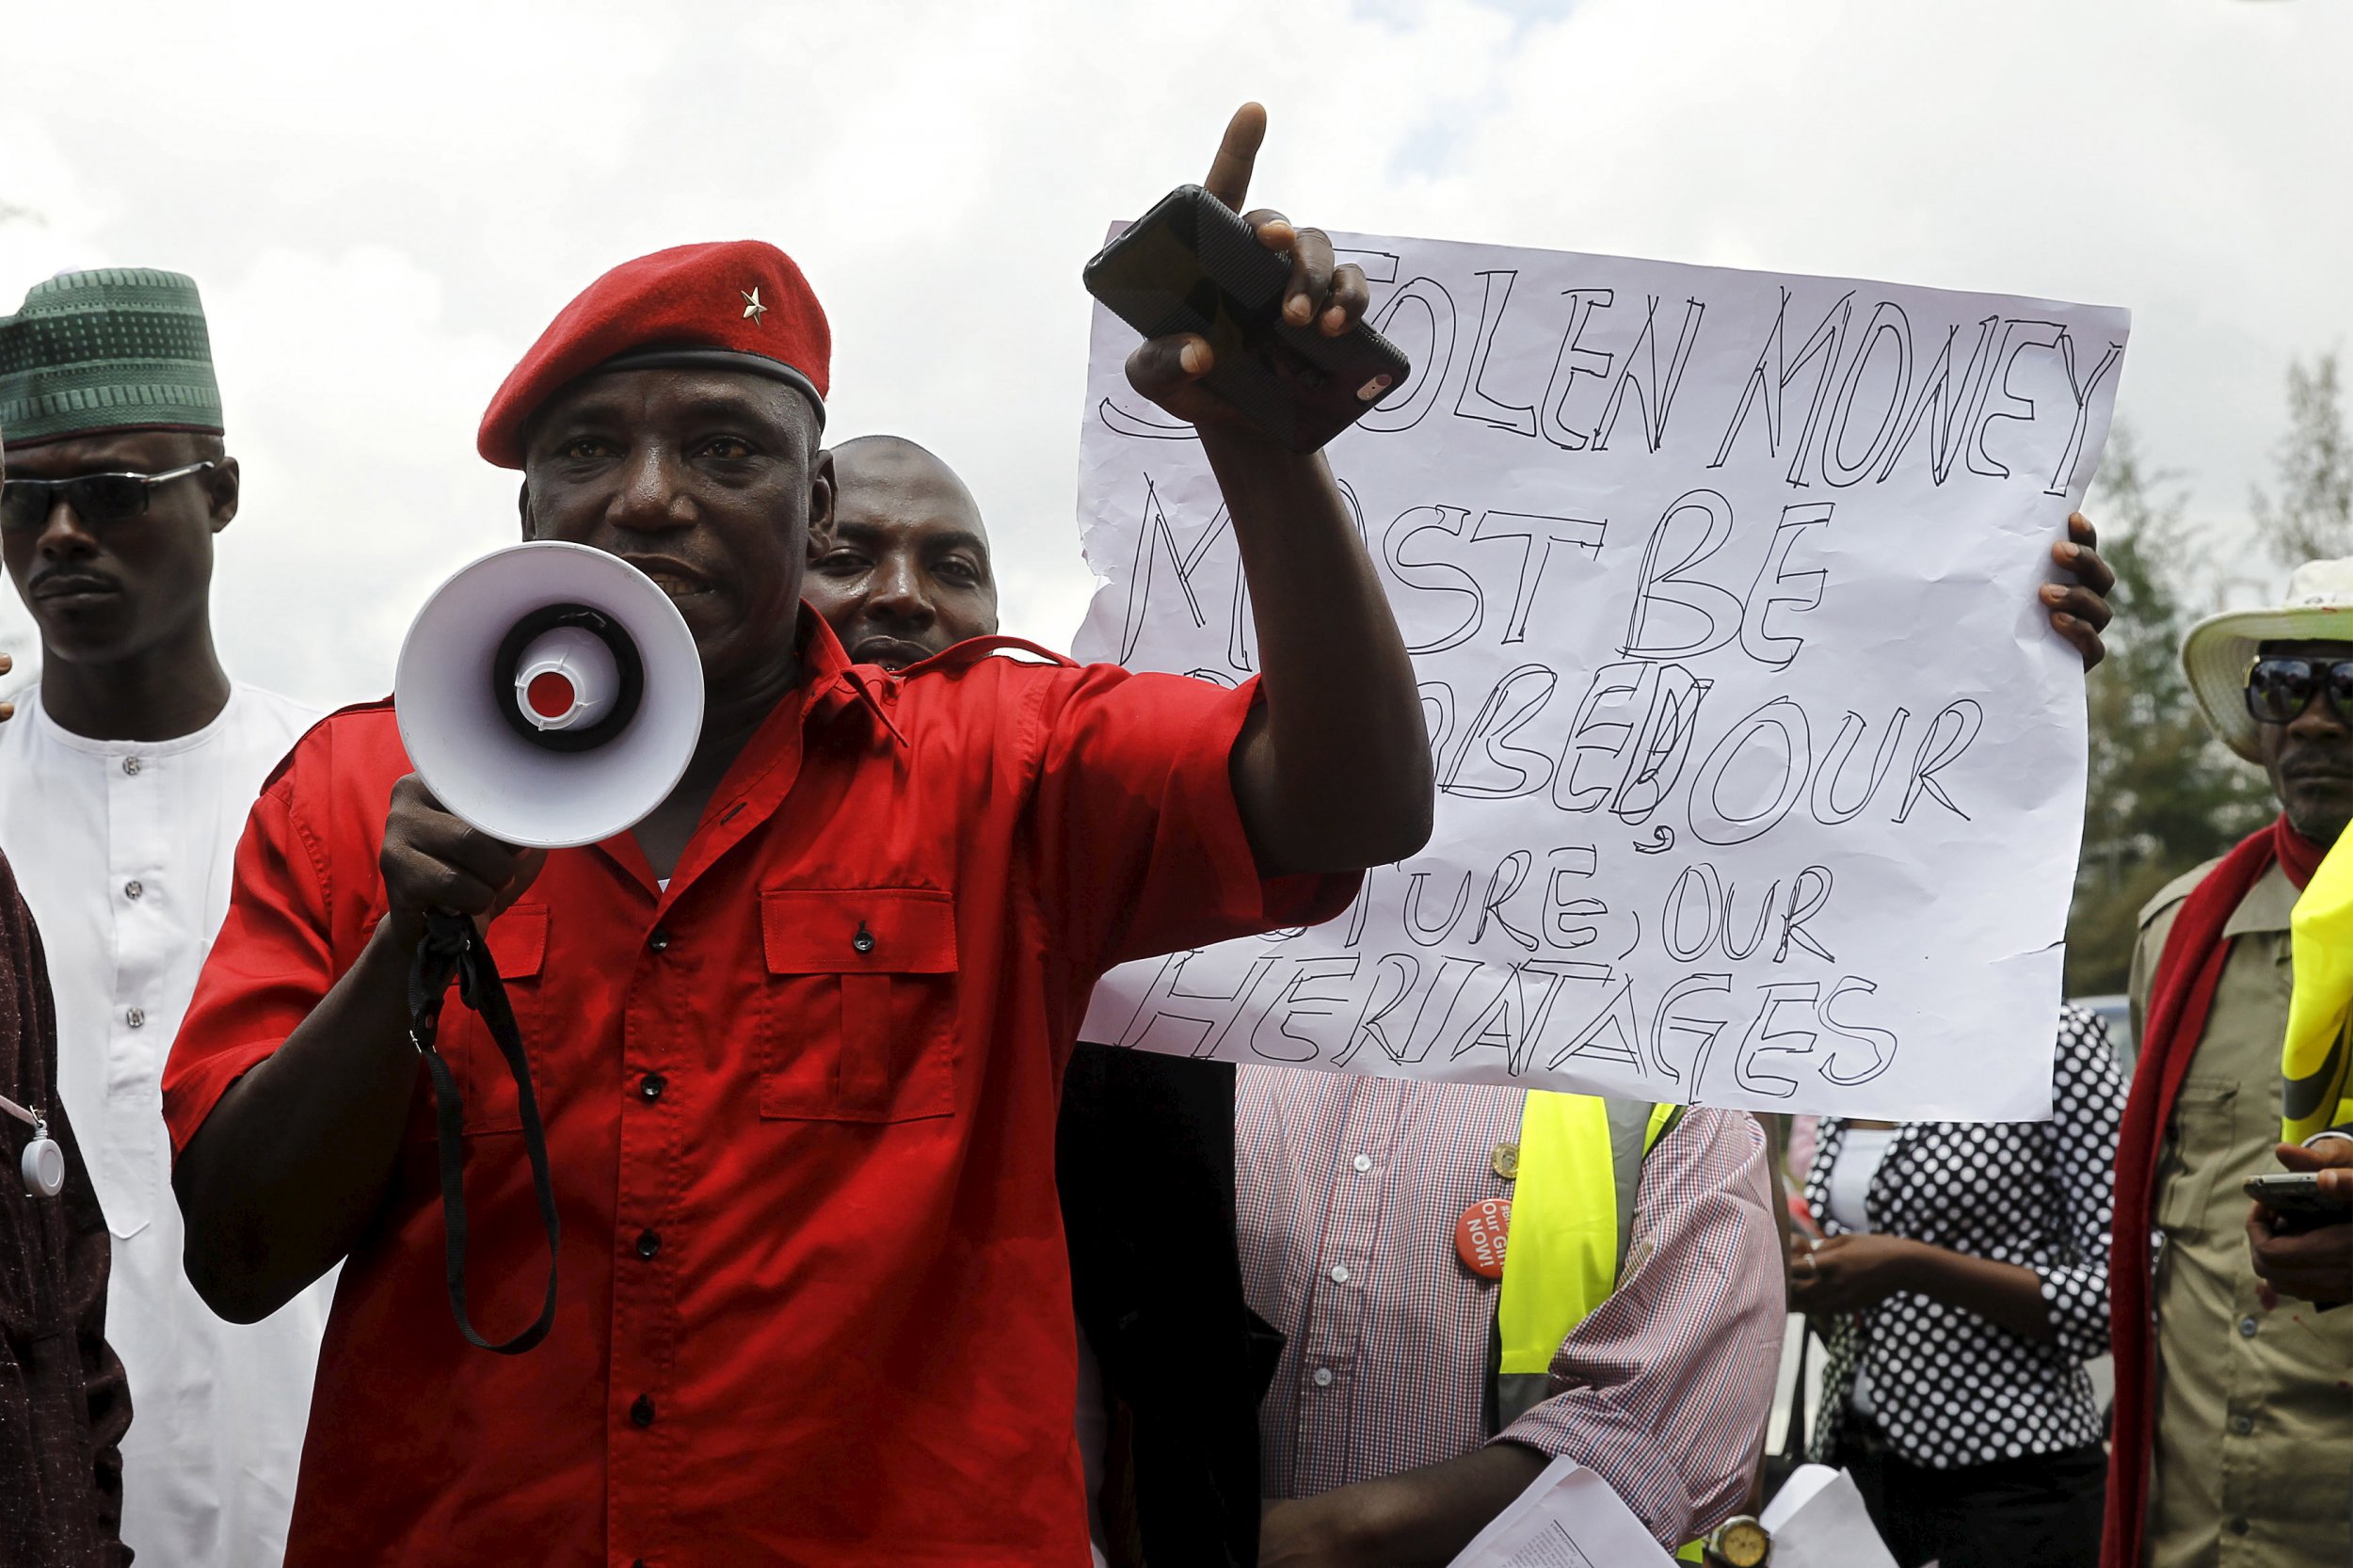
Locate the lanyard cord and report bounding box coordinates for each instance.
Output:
[0,1091,40,1129]
[407,909,562,1354]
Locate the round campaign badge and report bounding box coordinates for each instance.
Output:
[1455,1196,1512,1280]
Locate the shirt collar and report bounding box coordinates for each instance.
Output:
[21,682,248,758]
[588,612,902,898]
[2223,857,2301,938]
[800,611,906,747]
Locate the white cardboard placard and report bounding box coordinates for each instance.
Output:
[1074,230,2127,1121]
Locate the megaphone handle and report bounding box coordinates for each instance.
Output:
[408,909,563,1354]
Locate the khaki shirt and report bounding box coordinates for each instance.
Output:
[2130,861,2353,1568]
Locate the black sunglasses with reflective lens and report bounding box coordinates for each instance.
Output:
[0,459,217,533]
[2244,655,2353,728]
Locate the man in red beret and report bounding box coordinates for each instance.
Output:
[161,105,1431,1566]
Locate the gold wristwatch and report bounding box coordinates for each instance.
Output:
[1703,1514,1771,1567]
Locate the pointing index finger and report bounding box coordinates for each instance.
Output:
[1203,102,1267,212]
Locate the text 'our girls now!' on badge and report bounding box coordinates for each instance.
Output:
[1455,1197,1512,1279]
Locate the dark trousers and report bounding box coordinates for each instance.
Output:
[1839,1421,2105,1568]
[1059,1045,1270,1568]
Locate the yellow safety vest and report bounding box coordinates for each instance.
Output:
[2284,839,2353,1143]
[1491,1093,1702,1561]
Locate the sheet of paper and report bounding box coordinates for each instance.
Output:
[1757,1462,1841,1530]
[1759,1464,1899,1568]
[1447,1456,1678,1567]
[1072,228,2128,1120]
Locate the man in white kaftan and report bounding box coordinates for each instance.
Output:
[0,266,331,1566]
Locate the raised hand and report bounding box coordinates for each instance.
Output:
[1123,103,1373,436]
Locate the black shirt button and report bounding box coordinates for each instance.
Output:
[630,1394,656,1428]
[638,1072,666,1102]
[648,927,671,953]
[852,920,875,954]
[636,1229,661,1260]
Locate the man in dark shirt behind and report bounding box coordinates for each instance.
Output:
[808,434,1268,1568]
[0,650,134,1567]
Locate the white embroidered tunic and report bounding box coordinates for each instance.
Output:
[0,681,329,1567]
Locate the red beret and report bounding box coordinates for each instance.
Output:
[478,240,830,469]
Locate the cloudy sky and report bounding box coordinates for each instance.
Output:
[1,0,2345,708]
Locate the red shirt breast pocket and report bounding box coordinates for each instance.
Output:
[758,888,959,1123]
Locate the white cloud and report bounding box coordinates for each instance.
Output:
[3,0,2346,706]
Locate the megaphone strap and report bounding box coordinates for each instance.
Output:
[408,910,562,1355]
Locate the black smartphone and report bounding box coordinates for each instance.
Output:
[2244,1172,2353,1233]
[1083,184,1413,454]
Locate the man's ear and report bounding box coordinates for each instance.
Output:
[206,456,242,534]
[518,479,537,540]
[805,445,838,563]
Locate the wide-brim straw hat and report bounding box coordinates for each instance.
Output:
[2184,558,2353,762]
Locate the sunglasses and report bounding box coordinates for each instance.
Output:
[2244,656,2353,727]
[0,459,217,533]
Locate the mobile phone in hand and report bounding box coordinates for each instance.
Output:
[2244,1171,2353,1234]
[1083,185,1413,454]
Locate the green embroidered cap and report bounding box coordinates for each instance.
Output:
[0,267,223,447]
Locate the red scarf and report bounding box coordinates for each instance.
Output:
[2101,816,2325,1568]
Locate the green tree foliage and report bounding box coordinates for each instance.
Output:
[2252,351,2353,568]
[2066,427,2273,996]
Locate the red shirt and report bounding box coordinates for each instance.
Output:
[163,618,1353,1567]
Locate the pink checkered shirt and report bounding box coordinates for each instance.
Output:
[1236,1070,1783,1546]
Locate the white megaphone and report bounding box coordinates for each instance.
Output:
[394,541,706,848]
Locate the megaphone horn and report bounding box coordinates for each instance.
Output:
[395,541,706,850]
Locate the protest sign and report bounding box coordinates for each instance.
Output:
[1071,230,2128,1120]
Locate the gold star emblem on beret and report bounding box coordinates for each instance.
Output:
[741,287,767,324]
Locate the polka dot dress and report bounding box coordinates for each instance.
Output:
[1802,1005,2125,1468]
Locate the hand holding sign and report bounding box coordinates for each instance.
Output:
[1121,103,1375,436]
[2045,513,2115,669]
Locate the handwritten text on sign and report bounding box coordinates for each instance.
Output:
[1073,232,2127,1121]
